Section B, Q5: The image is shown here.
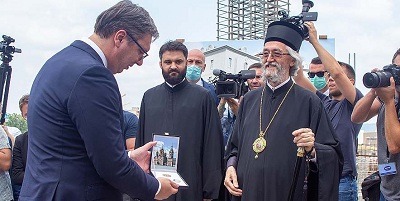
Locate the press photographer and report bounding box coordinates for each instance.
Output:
[352,48,400,201]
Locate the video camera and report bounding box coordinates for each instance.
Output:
[0,35,21,124]
[212,69,255,99]
[363,64,400,88]
[1,35,22,63]
[277,0,318,38]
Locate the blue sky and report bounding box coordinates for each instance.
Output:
[1,0,400,116]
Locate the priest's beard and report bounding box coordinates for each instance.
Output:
[263,62,287,85]
[162,67,187,85]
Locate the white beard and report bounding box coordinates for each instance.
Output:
[263,62,286,85]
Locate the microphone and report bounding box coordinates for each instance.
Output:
[213,69,255,80]
[213,69,225,76]
[239,70,256,80]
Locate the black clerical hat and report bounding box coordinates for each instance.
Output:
[264,21,305,52]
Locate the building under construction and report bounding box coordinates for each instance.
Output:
[217,0,290,40]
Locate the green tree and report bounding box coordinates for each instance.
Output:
[6,113,27,133]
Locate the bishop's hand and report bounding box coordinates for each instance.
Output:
[224,166,242,197]
[128,141,157,173]
[292,128,315,153]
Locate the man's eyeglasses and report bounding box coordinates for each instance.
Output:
[125,31,149,59]
[260,51,290,59]
[308,71,327,78]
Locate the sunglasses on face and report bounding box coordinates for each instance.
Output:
[308,71,327,78]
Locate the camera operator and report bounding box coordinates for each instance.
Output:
[246,62,265,91]
[293,22,363,201]
[351,48,400,201]
[217,63,264,147]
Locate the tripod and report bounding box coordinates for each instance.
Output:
[0,35,21,124]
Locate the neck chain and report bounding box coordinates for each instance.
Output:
[253,82,295,159]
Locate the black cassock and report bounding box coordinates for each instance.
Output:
[136,80,223,201]
[226,80,343,201]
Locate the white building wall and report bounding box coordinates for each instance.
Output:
[202,48,259,82]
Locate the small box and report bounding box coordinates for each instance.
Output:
[151,134,188,188]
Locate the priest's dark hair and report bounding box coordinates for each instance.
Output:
[94,0,159,41]
[159,40,188,60]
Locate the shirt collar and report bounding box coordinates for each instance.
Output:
[267,77,291,91]
[80,37,108,68]
[196,78,203,87]
[165,78,186,88]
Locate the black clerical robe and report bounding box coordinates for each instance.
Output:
[136,80,223,201]
[226,80,343,201]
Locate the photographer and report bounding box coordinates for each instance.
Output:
[351,48,400,201]
[293,22,363,201]
[217,63,264,147]
[218,97,238,148]
[246,62,265,91]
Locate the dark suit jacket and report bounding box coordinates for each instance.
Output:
[11,132,28,185]
[20,40,158,201]
[202,79,219,106]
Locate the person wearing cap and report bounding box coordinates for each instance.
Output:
[294,22,363,201]
[224,20,343,201]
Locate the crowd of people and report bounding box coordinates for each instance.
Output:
[1,0,399,201]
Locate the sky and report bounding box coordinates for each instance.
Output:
[1,0,400,115]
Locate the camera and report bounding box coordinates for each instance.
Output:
[212,69,255,99]
[277,0,318,38]
[0,35,21,124]
[1,35,22,63]
[363,64,400,88]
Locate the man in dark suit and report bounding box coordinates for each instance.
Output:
[11,94,29,201]
[186,49,219,105]
[20,1,178,200]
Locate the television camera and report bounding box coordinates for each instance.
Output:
[277,0,318,38]
[0,35,21,124]
[212,69,256,99]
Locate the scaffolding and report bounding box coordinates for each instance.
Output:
[217,0,290,40]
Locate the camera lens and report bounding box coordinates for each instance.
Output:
[363,71,391,88]
[363,72,379,88]
[225,85,235,94]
